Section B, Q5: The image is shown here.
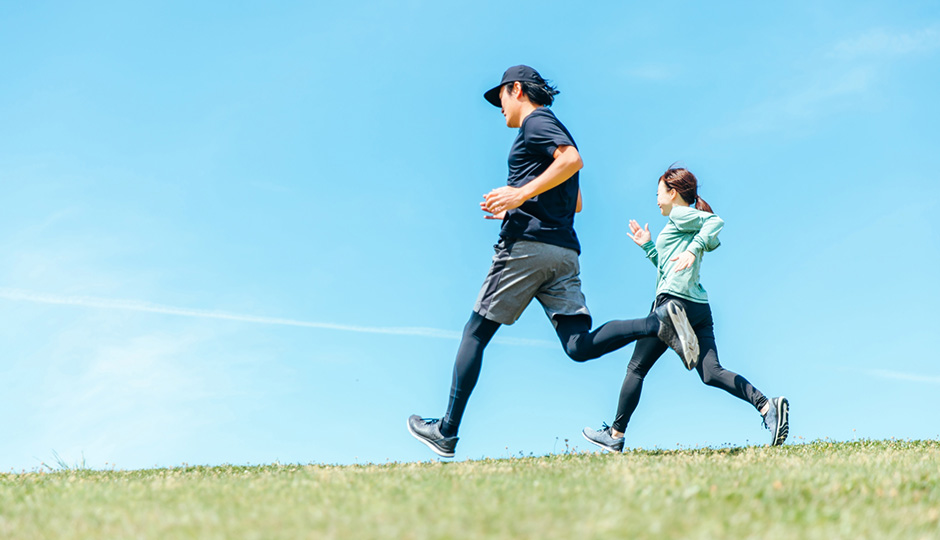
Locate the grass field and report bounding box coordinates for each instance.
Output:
[1,439,938,539]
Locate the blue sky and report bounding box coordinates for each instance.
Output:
[1,1,938,470]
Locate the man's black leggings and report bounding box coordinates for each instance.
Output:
[611,295,768,433]
[440,311,658,437]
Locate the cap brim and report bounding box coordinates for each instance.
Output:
[483,85,502,107]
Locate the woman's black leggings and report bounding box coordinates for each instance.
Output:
[440,310,658,437]
[611,295,768,433]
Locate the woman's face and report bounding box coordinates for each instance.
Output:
[656,180,676,216]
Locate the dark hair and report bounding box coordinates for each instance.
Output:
[660,167,713,213]
[504,76,559,107]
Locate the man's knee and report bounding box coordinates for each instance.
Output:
[463,311,500,343]
[564,342,594,363]
[554,315,594,362]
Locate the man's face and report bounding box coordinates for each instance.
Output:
[499,83,522,128]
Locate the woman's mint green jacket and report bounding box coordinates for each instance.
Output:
[640,205,723,304]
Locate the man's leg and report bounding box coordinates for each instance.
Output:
[409,240,543,457]
[553,314,657,362]
[407,312,500,458]
[552,300,697,366]
[440,312,501,437]
[532,244,661,362]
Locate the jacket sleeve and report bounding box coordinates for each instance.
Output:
[640,240,659,267]
[670,207,723,258]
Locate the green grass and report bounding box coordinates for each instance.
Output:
[1,439,938,539]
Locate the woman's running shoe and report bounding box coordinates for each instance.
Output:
[582,423,625,453]
[762,397,789,446]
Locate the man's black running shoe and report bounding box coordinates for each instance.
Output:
[407,415,458,458]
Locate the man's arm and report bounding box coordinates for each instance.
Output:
[482,145,583,215]
[483,187,579,219]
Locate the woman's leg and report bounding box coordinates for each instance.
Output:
[691,307,768,412]
[611,336,669,433]
[440,312,501,437]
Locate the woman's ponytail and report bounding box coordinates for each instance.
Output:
[660,166,713,214]
[695,196,713,213]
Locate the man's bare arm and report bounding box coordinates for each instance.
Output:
[481,145,583,215]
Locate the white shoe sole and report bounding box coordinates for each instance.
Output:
[668,303,700,370]
[581,430,623,453]
[406,418,455,458]
[772,397,789,446]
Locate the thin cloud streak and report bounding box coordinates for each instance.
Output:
[712,66,874,137]
[866,369,940,385]
[831,25,940,58]
[714,24,940,139]
[0,287,555,348]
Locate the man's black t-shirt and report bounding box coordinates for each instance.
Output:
[499,107,581,253]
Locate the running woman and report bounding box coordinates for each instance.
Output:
[582,166,789,451]
[407,66,699,458]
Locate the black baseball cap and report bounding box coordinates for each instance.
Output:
[483,65,544,107]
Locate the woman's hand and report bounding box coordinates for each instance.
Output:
[627,220,651,246]
[670,251,696,271]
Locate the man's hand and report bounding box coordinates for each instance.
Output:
[627,219,651,246]
[482,186,525,215]
[481,145,582,217]
[670,251,696,271]
[481,203,507,220]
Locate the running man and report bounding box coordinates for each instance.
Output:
[582,166,789,452]
[407,66,699,458]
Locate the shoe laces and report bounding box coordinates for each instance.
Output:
[762,407,777,431]
[600,422,621,439]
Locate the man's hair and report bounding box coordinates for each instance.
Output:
[504,76,560,107]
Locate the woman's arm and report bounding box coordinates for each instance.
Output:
[628,219,659,266]
[670,209,724,271]
[686,213,724,259]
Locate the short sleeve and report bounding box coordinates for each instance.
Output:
[523,111,576,159]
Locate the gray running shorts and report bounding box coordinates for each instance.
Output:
[473,239,592,326]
